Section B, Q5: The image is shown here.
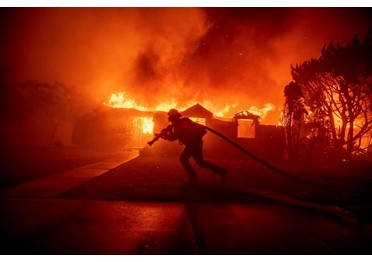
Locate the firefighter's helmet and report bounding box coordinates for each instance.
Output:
[168,109,182,120]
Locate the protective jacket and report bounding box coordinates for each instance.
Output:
[164,118,206,145]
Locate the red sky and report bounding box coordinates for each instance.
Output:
[1,8,371,123]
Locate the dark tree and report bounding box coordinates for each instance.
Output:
[282,81,308,160]
[290,31,372,160]
[0,80,86,146]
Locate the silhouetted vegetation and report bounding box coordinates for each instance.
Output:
[285,31,372,161]
[282,81,309,160]
[0,78,87,146]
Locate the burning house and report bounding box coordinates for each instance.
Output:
[204,107,285,160]
[72,100,285,161]
[72,105,154,151]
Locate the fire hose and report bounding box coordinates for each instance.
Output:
[204,126,364,198]
[148,125,364,198]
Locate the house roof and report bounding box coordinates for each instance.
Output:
[181,103,213,119]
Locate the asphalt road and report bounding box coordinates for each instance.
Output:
[0,152,371,254]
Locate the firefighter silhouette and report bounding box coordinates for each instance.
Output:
[160,109,227,185]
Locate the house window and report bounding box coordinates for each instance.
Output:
[190,117,206,125]
[237,119,255,138]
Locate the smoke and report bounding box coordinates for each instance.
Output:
[1,7,372,123]
[0,8,208,105]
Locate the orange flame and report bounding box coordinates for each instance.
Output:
[141,117,154,134]
[104,92,278,133]
[104,92,146,111]
[248,103,276,119]
[132,117,154,134]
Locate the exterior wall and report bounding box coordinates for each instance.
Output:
[150,108,285,161]
[72,105,286,160]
